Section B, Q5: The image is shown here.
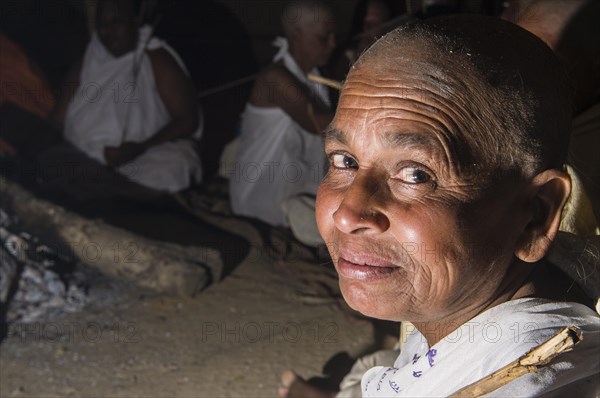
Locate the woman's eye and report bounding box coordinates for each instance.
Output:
[331,153,358,169]
[398,167,431,184]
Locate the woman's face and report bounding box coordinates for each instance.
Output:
[96,0,138,57]
[317,50,532,325]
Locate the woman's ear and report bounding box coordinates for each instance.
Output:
[515,169,571,262]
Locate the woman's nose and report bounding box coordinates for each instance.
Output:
[332,173,390,235]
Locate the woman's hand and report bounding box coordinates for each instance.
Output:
[104,141,146,167]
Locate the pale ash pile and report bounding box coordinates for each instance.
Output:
[0,208,88,324]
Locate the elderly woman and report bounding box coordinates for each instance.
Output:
[280,15,599,398]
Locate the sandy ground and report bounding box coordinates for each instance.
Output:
[1,242,377,397]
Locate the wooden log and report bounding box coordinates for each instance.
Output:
[449,326,583,397]
[0,177,222,297]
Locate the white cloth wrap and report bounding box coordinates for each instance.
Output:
[273,37,331,107]
[64,25,202,192]
[361,298,599,397]
[229,39,329,226]
[361,235,600,397]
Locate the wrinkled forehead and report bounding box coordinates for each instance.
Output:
[336,45,484,165]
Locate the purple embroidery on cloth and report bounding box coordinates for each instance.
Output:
[376,369,391,391]
[412,353,421,365]
[364,374,373,392]
[412,370,423,378]
[389,380,401,393]
[426,349,437,367]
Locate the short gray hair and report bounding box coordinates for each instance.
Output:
[354,16,572,181]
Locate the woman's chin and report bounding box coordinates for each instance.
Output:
[340,279,397,320]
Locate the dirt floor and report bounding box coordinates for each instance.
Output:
[1,241,377,397]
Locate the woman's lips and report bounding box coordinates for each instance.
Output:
[337,257,397,281]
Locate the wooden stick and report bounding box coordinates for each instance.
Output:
[307,74,343,91]
[194,72,342,99]
[448,326,583,398]
[198,74,258,98]
[195,72,342,99]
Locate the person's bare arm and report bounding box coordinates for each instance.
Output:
[48,58,82,129]
[249,64,333,134]
[104,48,199,166]
[142,48,199,147]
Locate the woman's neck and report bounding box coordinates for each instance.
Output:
[288,48,313,75]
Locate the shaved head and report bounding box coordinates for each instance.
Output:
[280,0,336,69]
[281,0,334,37]
[351,16,572,180]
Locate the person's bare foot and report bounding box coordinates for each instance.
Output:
[277,370,338,398]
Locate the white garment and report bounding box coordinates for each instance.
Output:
[337,348,400,398]
[229,40,329,226]
[64,26,202,192]
[280,194,324,247]
[361,298,599,397]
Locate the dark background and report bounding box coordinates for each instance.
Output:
[0,0,506,177]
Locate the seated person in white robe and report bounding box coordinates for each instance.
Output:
[52,0,202,192]
[228,0,336,246]
[278,16,599,398]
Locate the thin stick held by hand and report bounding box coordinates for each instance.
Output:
[307,74,343,91]
[448,326,583,398]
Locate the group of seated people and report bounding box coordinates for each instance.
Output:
[1,0,599,396]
